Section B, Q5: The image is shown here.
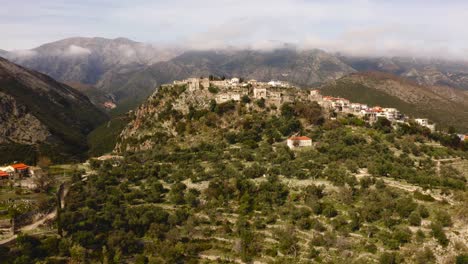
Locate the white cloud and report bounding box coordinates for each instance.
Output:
[65,45,91,56]
[10,49,38,58]
[2,0,468,60]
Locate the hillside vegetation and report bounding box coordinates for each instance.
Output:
[3,83,467,263]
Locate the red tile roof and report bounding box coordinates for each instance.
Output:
[0,171,9,177]
[288,136,312,141]
[11,163,29,170]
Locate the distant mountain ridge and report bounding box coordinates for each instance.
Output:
[3,37,468,116]
[0,57,108,161]
[341,56,468,91]
[4,37,182,84]
[100,49,356,109]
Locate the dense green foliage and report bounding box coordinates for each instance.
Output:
[87,115,130,157]
[3,88,467,263]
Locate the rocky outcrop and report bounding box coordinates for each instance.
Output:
[0,56,108,159]
[0,92,51,144]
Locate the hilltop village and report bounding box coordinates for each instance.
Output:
[2,75,468,264]
[170,77,440,133]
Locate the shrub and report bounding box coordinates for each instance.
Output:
[379,252,401,264]
[431,223,449,247]
[408,211,422,226]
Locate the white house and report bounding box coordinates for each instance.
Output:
[415,118,435,131]
[0,166,14,174]
[383,108,400,120]
[268,80,289,87]
[415,118,429,126]
[230,78,240,85]
[287,136,312,149]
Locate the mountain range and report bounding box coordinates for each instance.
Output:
[2,37,468,134]
[4,38,468,112]
[0,57,107,162]
[341,56,468,90]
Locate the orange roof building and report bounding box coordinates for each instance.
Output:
[11,163,29,171]
[287,136,313,149]
[0,171,9,178]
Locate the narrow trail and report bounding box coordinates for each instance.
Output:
[0,184,68,245]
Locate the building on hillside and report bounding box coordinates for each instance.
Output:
[363,109,380,123]
[382,108,401,121]
[0,166,14,175]
[253,87,267,99]
[268,80,290,87]
[349,103,368,114]
[309,90,323,101]
[216,92,241,103]
[187,78,200,91]
[287,136,313,149]
[415,118,429,126]
[11,163,30,176]
[210,80,229,88]
[0,171,9,180]
[248,79,258,86]
[457,134,468,141]
[230,78,240,85]
[415,118,436,132]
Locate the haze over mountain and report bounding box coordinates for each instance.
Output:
[0,57,107,162]
[3,37,468,121]
[3,37,181,87]
[341,56,468,91]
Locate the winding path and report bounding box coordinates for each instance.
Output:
[0,184,68,245]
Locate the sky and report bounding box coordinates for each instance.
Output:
[1,0,468,59]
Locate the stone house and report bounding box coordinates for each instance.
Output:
[253,87,267,99]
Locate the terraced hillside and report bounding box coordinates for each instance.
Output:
[4,83,466,263]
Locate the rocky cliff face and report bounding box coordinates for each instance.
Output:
[0,92,51,144]
[0,57,108,160]
[116,84,217,152]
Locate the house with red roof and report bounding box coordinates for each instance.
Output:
[287,136,312,149]
[0,170,10,180]
[11,163,30,177]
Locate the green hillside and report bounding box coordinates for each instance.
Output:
[5,83,467,263]
[87,115,130,157]
[320,76,468,132]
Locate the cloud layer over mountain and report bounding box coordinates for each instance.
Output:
[2,0,468,59]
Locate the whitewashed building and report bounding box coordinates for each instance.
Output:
[287,136,313,149]
[415,118,436,131]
